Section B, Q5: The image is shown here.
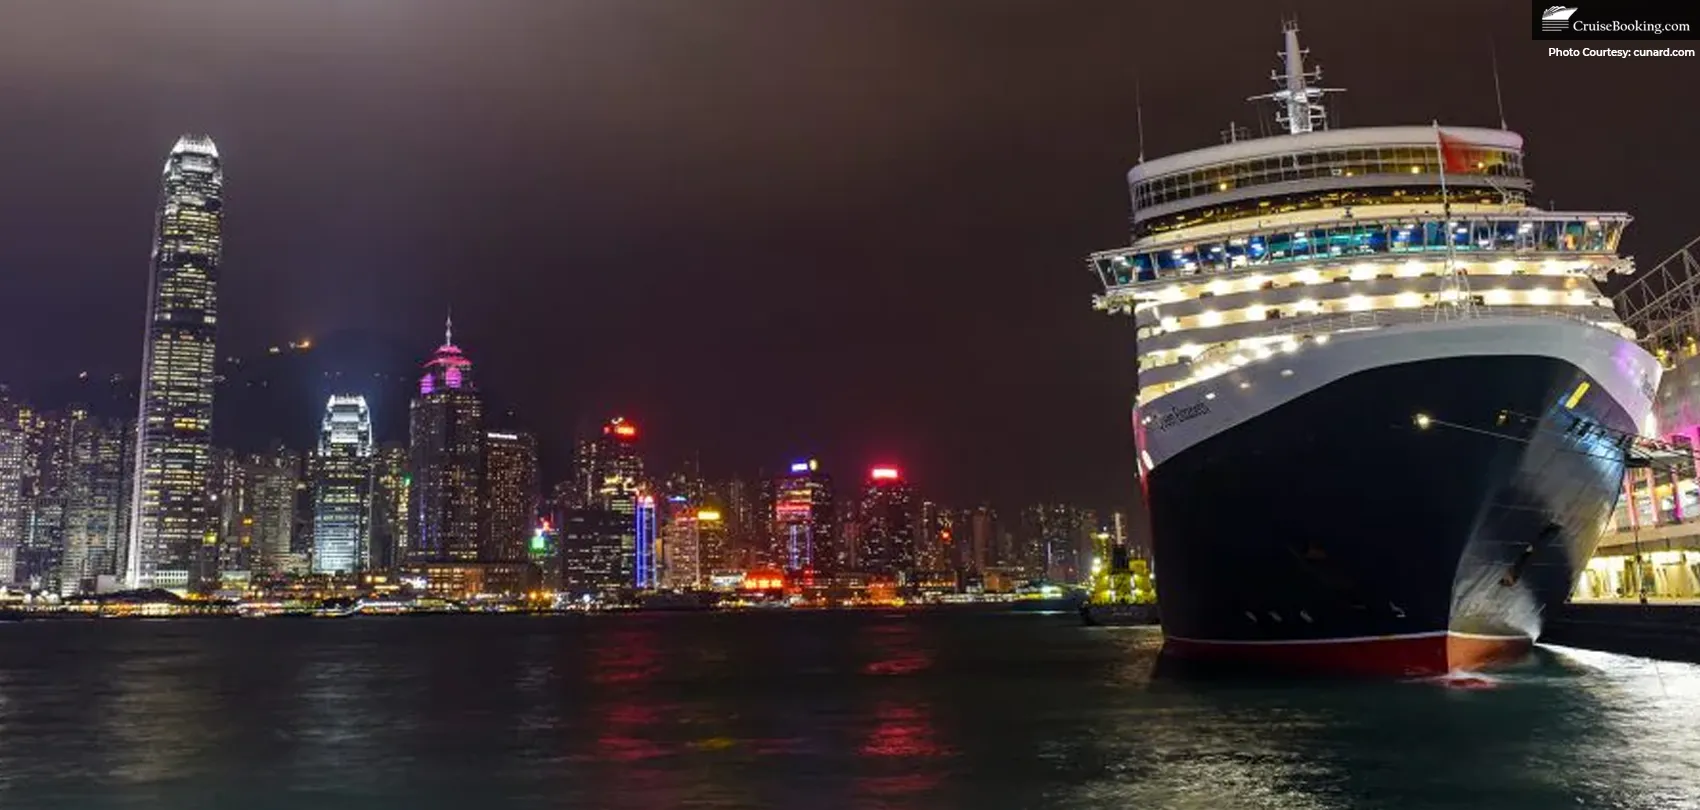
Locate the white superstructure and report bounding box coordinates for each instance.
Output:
[1091,21,1659,474]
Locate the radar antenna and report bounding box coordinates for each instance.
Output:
[1247,19,1344,135]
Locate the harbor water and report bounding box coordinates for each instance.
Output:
[0,609,1696,809]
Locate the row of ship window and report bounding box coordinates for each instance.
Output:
[1132,146,1523,209]
[1096,216,1625,286]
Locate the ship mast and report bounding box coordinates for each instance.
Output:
[1247,19,1343,135]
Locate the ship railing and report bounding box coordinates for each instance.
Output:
[1184,306,1626,370]
[1090,209,1634,292]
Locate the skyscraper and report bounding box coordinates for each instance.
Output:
[247,446,301,577]
[659,502,702,588]
[19,408,70,590]
[311,396,374,575]
[369,443,410,573]
[408,317,484,562]
[126,134,224,590]
[858,466,916,575]
[0,393,30,584]
[60,410,131,595]
[482,431,538,562]
[771,459,833,572]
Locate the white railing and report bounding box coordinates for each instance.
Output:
[1179,305,1624,371]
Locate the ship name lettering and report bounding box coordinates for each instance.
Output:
[1156,402,1212,431]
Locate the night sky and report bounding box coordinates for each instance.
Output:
[1,0,1695,510]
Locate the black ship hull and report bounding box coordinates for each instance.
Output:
[1143,347,1645,677]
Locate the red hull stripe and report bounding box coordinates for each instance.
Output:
[1163,632,1532,677]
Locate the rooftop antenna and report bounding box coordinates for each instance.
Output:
[1248,18,1344,135]
[1135,77,1146,164]
[1490,38,1508,130]
[444,307,454,346]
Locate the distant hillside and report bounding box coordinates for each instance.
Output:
[35,329,422,453]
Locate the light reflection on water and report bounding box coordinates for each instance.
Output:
[0,613,1694,809]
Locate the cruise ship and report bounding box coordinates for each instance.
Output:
[1090,22,1662,676]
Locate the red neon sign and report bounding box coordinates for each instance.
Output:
[870,466,900,481]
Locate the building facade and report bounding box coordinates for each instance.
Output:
[311,396,374,575]
[370,442,410,573]
[857,466,916,575]
[126,135,224,590]
[771,459,833,572]
[0,394,30,584]
[482,430,538,562]
[60,410,131,594]
[408,318,484,562]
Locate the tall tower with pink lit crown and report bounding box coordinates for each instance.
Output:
[407,314,484,561]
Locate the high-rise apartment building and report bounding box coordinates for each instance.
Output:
[409,318,483,562]
[771,459,833,572]
[370,443,410,573]
[858,466,916,575]
[311,396,374,575]
[126,135,224,590]
[482,430,538,562]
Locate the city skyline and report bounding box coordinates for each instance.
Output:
[5,1,1695,511]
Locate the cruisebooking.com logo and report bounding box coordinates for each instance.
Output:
[1532,2,1700,40]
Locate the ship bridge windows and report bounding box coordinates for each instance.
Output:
[1136,186,1516,239]
[1132,145,1523,211]
[1094,213,1626,288]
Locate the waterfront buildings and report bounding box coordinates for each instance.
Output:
[126,134,224,591]
[482,430,537,562]
[310,396,374,575]
[408,318,484,562]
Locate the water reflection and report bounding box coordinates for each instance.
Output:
[0,613,1695,809]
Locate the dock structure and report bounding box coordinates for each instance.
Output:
[1574,235,1700,603]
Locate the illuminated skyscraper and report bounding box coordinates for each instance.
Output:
[19,408,70,590]
[482,431,537,562]
[771,459,833,572]
[60,410,130,595]
[858,466,916,575]
[370,443,410,573]
[311,396,374,575]
[659,502,702,588]
[408,317,484,561]
[0,393,29,583]
[126,134,224,590]
[247,446,301,577]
